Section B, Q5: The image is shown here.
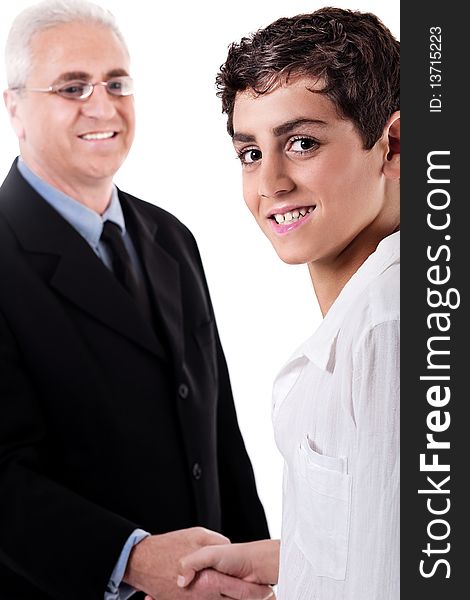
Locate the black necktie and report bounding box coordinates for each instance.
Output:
[100,220,150,317]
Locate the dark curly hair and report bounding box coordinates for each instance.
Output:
[216,7,399,149]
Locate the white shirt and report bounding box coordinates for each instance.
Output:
[273,232,400,600]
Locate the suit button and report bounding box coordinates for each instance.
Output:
[192,462,202,480]
[178,383,189,399]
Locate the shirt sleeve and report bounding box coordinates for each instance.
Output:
[105,529,150,600]
[349,319,400,599]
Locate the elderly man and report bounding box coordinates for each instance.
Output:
[0,1,270,599]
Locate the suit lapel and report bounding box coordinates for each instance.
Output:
[50,239,167,359]
[0,162,166,359]
[120,192,184,367]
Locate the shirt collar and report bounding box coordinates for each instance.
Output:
[17,157,125,249]
[300,231,400,372]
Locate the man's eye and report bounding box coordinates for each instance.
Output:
[240,148,262,164]
[58,82,87,97]
[290,138,318,152]
[107,79,123,91]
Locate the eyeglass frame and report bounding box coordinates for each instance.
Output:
[10,75,134,101]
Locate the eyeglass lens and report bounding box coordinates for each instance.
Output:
[56,76,133,99]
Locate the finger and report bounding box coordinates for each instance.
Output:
[220,592,274,600]
[212,570,274,600]
[178,546,222,587]
[219,580,274,600]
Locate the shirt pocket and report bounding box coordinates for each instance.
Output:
[293,434,352,580]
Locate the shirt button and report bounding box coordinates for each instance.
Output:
[192,462,202,480]
[178,383,189,399]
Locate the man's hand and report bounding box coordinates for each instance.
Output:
[123,527,274,599]
[177,539,280,588]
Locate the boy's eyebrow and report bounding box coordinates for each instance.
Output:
[232,132,256,143]
[272,118,328,136]
[233,118,328,143]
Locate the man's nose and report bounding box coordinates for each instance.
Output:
[80,84,117,120]
[258,153,295,199]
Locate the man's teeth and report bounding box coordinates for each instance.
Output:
[81,132,115,140]
[273,206,314,224]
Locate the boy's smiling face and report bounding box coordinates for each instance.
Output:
[232,76,400,269]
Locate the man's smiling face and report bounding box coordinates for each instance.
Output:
[9,20,135,195]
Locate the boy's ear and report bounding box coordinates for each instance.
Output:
[382,111,400,180]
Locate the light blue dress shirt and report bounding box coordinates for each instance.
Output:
[17,157,144,274]
[17,158,150,599]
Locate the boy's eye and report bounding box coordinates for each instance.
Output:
[291,138,317,152]
[240,149,262,164]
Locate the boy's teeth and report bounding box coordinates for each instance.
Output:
[273,206,315,224]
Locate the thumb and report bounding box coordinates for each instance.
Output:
[195,527,230,547]
[178,546,222,587]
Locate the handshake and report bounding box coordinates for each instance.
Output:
[123,527,279,599]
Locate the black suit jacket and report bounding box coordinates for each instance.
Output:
[0,161,269,599]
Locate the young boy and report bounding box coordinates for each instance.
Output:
[177,7,400,599]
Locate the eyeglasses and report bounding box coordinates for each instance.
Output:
[11,75,134,101]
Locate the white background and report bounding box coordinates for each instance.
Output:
[0,0,399,538]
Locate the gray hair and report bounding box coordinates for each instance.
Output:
[5,0,129,89]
